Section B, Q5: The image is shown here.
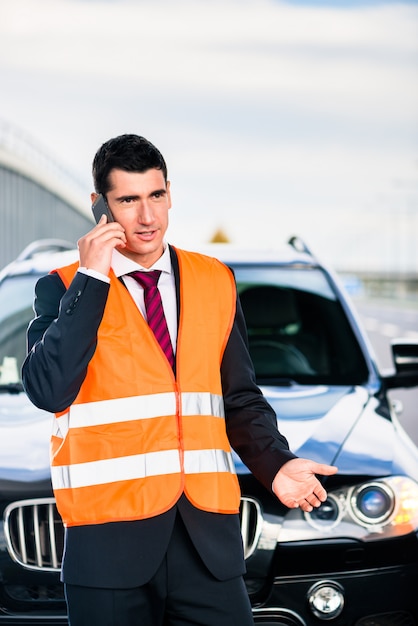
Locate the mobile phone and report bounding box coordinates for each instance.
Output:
[92,194,115,224]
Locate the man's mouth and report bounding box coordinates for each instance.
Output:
[136,230,156,238]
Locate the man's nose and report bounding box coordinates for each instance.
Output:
[137,201,154,223]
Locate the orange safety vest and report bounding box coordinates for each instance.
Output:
[50,247,241,527]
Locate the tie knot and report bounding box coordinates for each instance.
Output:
[129,270,161,290]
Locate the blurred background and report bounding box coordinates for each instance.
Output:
[1,0,417,270]
[0,0,417,436]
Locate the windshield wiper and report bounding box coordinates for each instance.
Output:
[0,382,24,394]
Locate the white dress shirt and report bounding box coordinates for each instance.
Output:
[78,246,177,351]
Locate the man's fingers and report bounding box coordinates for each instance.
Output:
[312,483,327,502]
[315,464,338,476]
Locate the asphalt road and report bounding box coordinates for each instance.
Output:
[353,297,418,446]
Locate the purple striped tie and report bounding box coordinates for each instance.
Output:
[129,270,175,369]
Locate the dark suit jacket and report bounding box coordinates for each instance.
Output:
[22,246,296,588]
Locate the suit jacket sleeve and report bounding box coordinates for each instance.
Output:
[221,294,297,492]
[22,271,109,413]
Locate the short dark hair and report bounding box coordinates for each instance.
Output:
[92,134,168,194]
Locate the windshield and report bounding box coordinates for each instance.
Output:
[0,274,40,387]
[0,264,369,388]
[233,264,369,386]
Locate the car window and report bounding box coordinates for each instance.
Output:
[0,262,369,388]
[234,265,369,386]
[0,275,40,385]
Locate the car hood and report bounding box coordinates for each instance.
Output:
[236,384,399,477]
[0,392,53,483]
[0,386,409,489]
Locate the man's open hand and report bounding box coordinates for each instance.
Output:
[272,458,338,512]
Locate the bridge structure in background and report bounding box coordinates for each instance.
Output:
[0,119,93,269]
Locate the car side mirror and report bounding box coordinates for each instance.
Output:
[383,339,418,390]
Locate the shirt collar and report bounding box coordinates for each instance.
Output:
[112,244,172,278]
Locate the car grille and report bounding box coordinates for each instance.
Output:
[4,498,64,571]
[4,496,263,572]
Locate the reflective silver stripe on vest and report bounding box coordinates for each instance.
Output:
[51,448,235,490]
[184,449,236,476]
[181,393,224,419]
[56,391,225,432]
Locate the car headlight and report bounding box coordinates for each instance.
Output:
[308,493,342,529]
[349,481,395,526]
[278,476,418,542]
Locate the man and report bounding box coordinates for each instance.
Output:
[22,134,337,626]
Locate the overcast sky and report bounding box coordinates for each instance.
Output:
[1,0,417,271]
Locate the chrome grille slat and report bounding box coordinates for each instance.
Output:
[48,501,59,569]
[241,499,252,557]
[33,504,42,567]
[17,506,27,564]
[4,498,64,572]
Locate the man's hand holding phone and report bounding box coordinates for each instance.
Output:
[77,195,127,276]
[92,194,115,224]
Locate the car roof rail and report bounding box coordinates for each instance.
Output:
[15,239,76,262]
[288,235,314,257]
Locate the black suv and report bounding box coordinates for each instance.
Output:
[1,238,418,625]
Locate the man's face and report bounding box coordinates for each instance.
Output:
[104,167,171,268]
